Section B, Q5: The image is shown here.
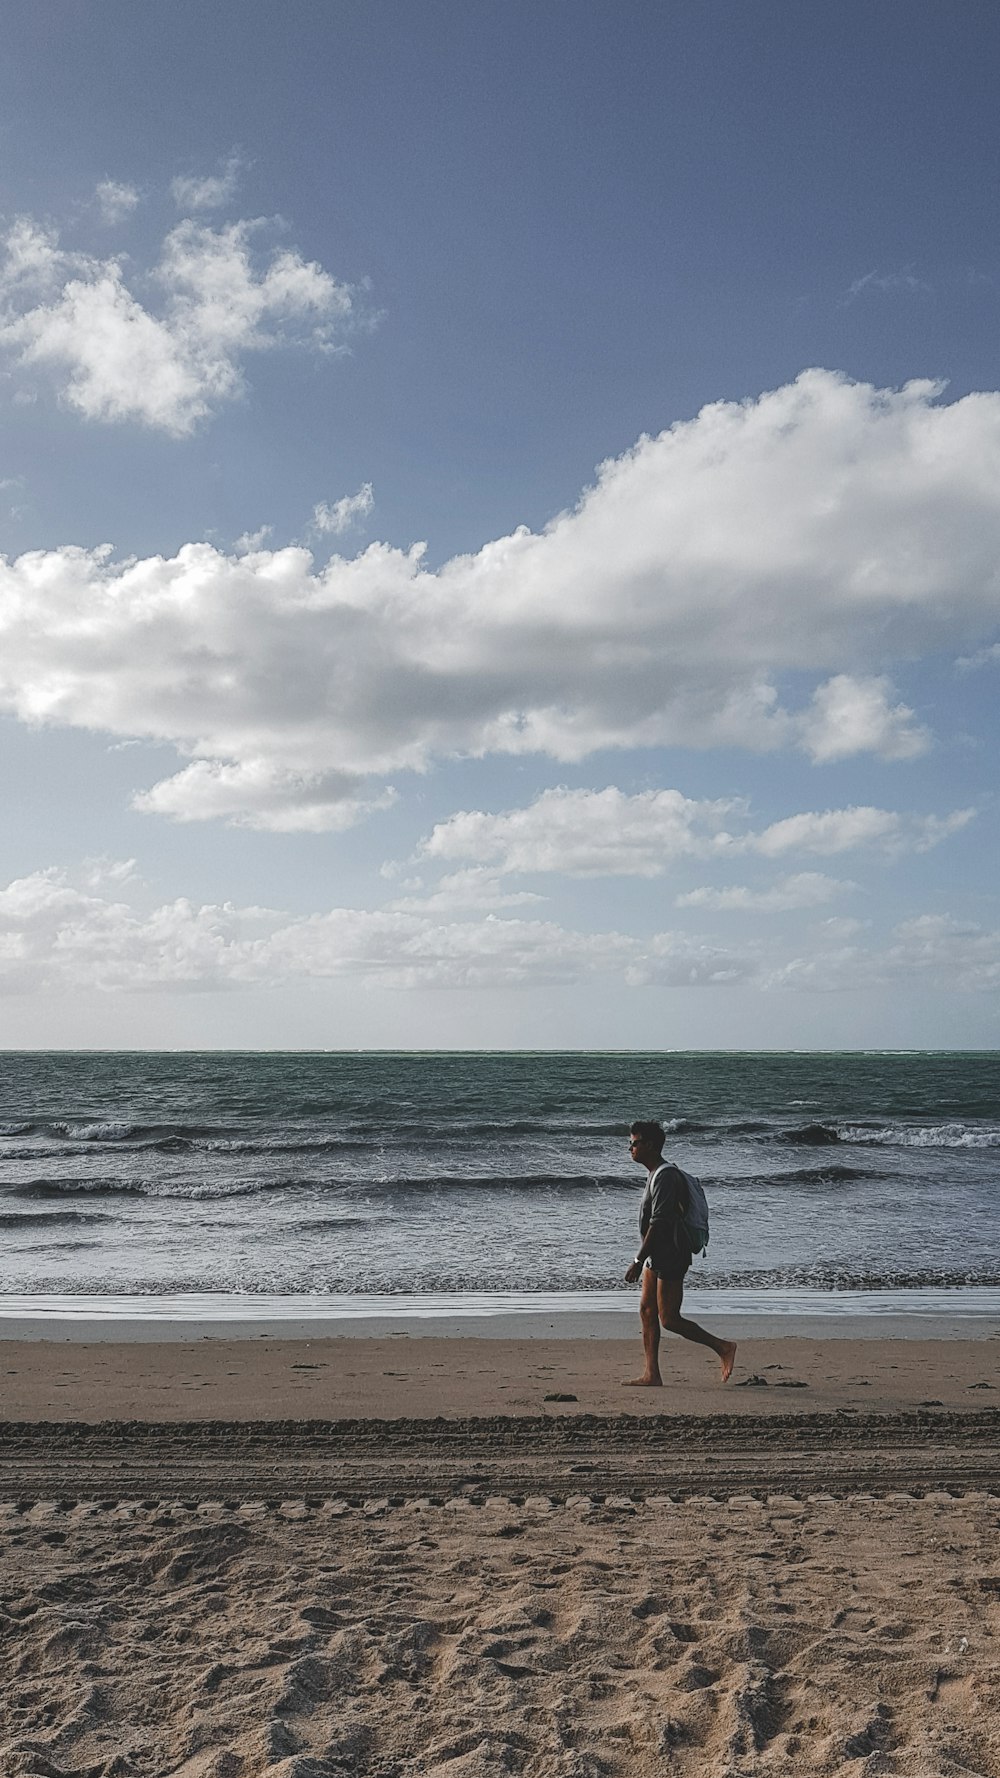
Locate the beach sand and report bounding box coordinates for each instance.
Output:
[2,1331,999,1776]
[0,1329,998,1421]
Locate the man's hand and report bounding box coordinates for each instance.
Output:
[624,1260,643,1284]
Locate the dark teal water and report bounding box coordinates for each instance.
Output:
[0,1051,997,1297]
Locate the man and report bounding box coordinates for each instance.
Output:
[623,1119,737,1387]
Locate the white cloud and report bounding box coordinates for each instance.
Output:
[170,155,243,212]
[886,915,1000,992]
[419,787,972,877]
[421,787,741,877]
[234,525,274,554]
[133,760,397,834]
[312,483,375,535]
[0,213,356,434]
[751,805,974,857]
[814,916,869,940]
[0,866,629,993]
[81,856,140,889]
[676,872,855,912]
[3,371,1000,822]
[957,641,1000,670]
[765,945,877,993]
[769,913,1000,995]
[94,181,141,226]
[626,932,761,988]
[797,674,929,762]
[2,865,997,999]
[388,868,545,913]
[842,269,932,304]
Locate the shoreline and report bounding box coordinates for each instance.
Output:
[1,1284,998,1342]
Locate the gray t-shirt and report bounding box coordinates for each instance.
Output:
[639,1162,691,1265]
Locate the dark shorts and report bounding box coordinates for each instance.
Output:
[646,1251,692,1283]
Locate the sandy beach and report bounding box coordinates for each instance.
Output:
[2,1328,999,1776]
[1,1326,999,1421]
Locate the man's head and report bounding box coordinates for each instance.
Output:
[629,1119,665,1168]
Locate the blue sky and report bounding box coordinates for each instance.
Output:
[0,0,998,1047]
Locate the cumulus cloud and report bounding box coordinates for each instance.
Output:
[2,371,1000,823]
[419,787,972,877]
[676,872,855,912]
[388,868,545,914]
[0,212,356,433]
[133,760,397,834]
[312,483,375,535]
[94,180,141,226]
[1,865,996,998]
[750,805,974,857]
[170,155,243,212]
[421,787,741,877]
[0,866,629,993]
[625,932,761,988]
[80,856,140,889]
[234,525,273,554]
[769,914,1000,994]
[886,914,1000,992]
[797,674,929,762]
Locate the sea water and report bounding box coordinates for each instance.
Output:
[0,1050,996,1308]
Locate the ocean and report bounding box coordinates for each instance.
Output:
[0,1051,997,1312]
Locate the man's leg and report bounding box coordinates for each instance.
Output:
[658,1277,737,1382]
[622,1263,662,1386]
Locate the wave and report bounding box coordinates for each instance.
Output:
[6,1168,639,1203]
[722,1163,880,1188]
[839,1122,1000,1150]
[16,1120,241,1145]
[364,1171,635,1193]
[10,1174,295,1202]
[50,1120,144,1141]
[11,1176,150,1198]
[775,1123,841,1146]
[9,1162,918,1204]
[2,1113,712,1152]
[9,1263,999,1298]
[199,1135,368,1155]
[15,1239,103,1256]
[699,1263,1000,1291]
[292,1216,375,1233]
[0,1140,196,1161]
[0,1209,112,1227]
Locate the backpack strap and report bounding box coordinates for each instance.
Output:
[649,1161,688,1213]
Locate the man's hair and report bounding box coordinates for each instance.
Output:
[630,1119,666,1151]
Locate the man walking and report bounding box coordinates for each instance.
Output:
[623,1119,737,1386]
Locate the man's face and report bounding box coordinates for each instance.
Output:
[629,1132,661,1170]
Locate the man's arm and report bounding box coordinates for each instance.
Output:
[625,1223,655,1283]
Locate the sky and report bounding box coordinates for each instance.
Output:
[1,0,999,1050]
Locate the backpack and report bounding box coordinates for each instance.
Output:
[652,1162,710,1255]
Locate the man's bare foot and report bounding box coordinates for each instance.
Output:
[720,1341,737,1383]
[622,1376,662,1387]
